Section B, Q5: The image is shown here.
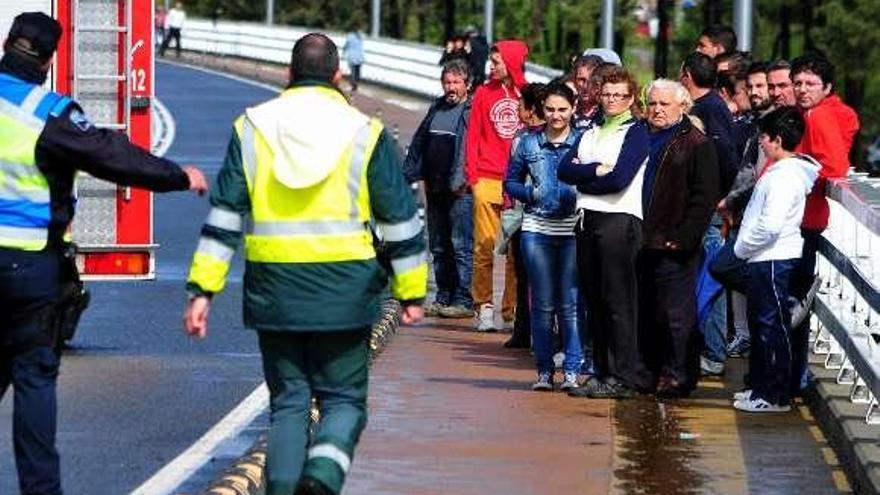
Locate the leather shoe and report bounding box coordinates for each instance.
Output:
[503,336,530,349]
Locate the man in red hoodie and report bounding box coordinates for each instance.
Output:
[789,52,859,396]
[465,40,529,331]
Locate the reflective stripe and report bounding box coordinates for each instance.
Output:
[240,119,257,186]
[251,219,366,237]
[0,186,49,203]
[0,98,43,131]
[390,251,427,274]
[376,215,422,242]
[347,124,371,219]
[20,86,46,115]
[0,224,47,242]
[196,237,236,263]
[205,207,243,232]
[307,444,351,473]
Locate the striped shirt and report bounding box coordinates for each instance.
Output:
[522,212,577,236]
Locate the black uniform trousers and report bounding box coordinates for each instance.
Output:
[576,210,652,391]
[0,248,62,495]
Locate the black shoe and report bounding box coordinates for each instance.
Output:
[295,477,334,495]
[503,336,530,349]
[567,377,608,398]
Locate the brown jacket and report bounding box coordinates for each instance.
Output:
[642,117,720,252]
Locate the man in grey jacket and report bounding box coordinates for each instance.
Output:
[403,59,474,318]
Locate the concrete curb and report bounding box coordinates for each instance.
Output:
[805,357,880,495]
[198,299,403,495]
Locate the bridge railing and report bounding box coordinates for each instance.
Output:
[178,19,562,99]
[813,175,880,426]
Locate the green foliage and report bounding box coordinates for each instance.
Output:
[178,0,880,135]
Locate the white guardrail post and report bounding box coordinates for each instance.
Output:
[814,174,880,426]
[178,19,562,99]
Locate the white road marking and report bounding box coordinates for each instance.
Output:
[129,383,269,495]
[151,97,176,157]
[158,59,283,94]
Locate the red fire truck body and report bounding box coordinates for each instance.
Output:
[2,0,158,279]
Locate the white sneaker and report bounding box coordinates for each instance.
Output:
[560,373,579,391]
[733,397,791,413]
[732,389,752,401]
[532,372,554,391]
[476,303,496,332]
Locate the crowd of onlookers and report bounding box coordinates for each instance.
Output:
[403,25,859,413]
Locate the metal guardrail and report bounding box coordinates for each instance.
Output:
[179,19,563,98]
[813,174,880,425]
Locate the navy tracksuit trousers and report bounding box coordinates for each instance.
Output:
[746,258,798,406]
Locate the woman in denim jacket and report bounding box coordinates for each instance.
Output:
[504,82,583,391]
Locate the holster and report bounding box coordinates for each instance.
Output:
[52,243,90,351]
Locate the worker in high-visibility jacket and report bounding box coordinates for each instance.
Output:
[184,33,427,495]
[0,12,208,495]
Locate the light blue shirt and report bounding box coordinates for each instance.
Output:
[344,32,365,65]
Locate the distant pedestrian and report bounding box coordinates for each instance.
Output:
[403,59,474,319]
[466,28,490,87]
[343,28,365,92]
[154,6,166,48]
[159,2,185,58]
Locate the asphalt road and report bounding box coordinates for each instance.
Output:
[0,62,275,494]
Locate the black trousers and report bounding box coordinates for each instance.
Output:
[509,229,531,344]
[576,211,651,390]
[640,250,702,390]
[159,27,182,57]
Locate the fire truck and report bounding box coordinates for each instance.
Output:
[1,0,159,280]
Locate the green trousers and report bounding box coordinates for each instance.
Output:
[258,329,370,495]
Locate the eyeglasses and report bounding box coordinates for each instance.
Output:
[601,93,632,101]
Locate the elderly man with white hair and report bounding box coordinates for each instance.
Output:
[638,79,720,397]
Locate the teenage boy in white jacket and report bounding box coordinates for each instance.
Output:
[732,107,819,413]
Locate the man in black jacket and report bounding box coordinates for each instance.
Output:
[0,13,206,495]
[640,79,720,397]
[403,59,474,319]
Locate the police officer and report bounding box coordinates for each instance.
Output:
[184,33,426,495]
[0,12,207,495]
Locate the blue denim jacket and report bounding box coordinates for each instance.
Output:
[504,127,581,219]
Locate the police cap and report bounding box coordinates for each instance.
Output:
[5,12,62,62]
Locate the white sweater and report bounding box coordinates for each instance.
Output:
[574,119,646,219]
[734,154,820,262]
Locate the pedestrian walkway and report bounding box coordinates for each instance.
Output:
[345,318,851,494]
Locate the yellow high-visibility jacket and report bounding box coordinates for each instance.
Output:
[187,81,426,331]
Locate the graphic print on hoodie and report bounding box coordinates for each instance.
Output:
[464,40,529,185]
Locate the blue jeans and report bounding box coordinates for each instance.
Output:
[426,192,473,308]
[698,223,727,363]
[520,232,583,375]
[747,259,798,405]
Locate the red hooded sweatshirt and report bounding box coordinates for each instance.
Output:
[465,40,529,185]
[796,94,859,230]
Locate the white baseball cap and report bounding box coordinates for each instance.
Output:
[582,48,622,66]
